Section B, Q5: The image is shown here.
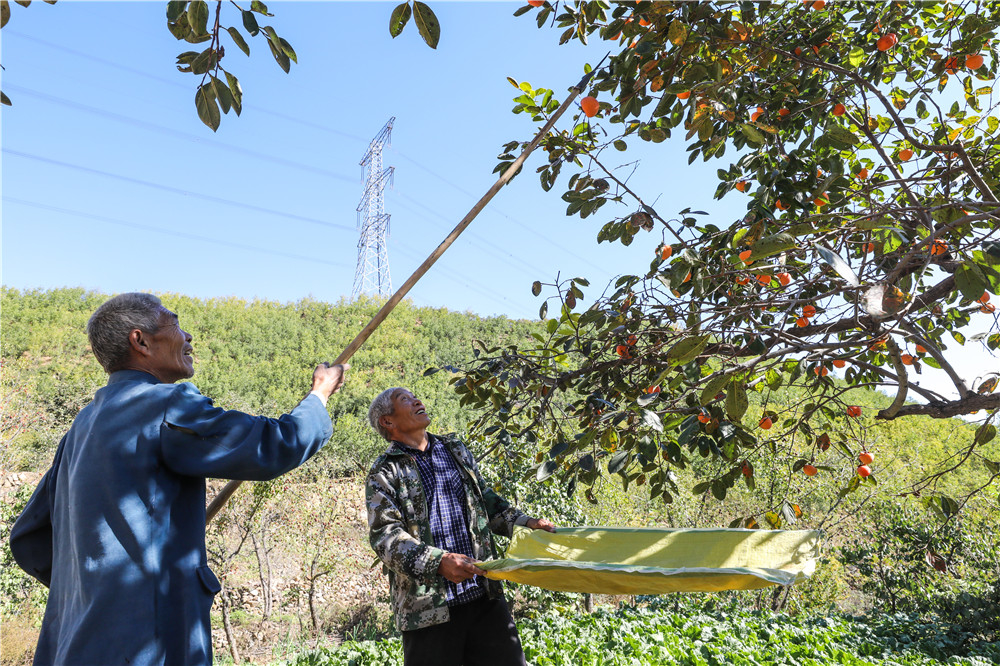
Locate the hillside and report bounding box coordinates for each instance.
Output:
[2,287,997,665]
[0,286,541,475]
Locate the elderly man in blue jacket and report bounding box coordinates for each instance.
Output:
[10,292,348,666]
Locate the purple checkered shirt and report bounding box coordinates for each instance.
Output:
[394,434,486,606]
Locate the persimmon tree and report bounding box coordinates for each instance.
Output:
[445,0,1000,519]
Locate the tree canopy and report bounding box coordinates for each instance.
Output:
[449,0,1000,516]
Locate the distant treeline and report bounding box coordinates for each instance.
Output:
[0,287,542,474]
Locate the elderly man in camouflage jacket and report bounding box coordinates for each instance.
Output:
[366,387,555,666]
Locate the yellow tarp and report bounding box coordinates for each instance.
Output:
[479,526,821,595]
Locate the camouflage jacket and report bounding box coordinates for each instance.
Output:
[365,433,528,631]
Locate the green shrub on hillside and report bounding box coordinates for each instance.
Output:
[0,287,541,474]
[839,498,1000,644]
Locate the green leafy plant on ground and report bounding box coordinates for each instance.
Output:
[275,602,1000,666]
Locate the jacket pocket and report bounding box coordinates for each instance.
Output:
[196,565,222,595]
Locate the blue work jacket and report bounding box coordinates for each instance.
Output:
[10,370,333,666]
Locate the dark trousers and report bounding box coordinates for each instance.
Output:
[401,595,527,666]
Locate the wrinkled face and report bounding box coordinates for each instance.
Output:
[383,390,430,436]
[146,308,194,383]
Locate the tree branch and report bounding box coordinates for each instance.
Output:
[875,392,999,420]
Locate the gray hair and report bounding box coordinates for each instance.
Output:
[368,387,406,441]
[87,292,164,373]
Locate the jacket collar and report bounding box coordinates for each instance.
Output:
[391,433,436,455]
[107,369,163,385]
[385,432,459,458]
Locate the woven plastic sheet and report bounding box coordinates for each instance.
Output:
[479,526,822,594]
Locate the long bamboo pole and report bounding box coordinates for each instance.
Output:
[206,65,602,525]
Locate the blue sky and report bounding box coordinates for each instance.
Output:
[2,0,737,320]
[2,1,993,407]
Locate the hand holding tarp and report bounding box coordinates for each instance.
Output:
[525,517,557,533]
[439,552,486,583]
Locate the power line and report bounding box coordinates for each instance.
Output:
[385,238,520,312]
[391,193,547,281]
[5,29,370,145]
[3,35,572,315]
[6,29,191,91]
[2,151,520,311]
[2,197,352,268]
[3,197,520,314]
[4,149,356,233]
[8,26,605,277]
[5,84,357,183]
[392,149,611,276]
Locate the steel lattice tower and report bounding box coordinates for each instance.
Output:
[351,117,396,299]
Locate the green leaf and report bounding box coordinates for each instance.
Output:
[188,0,209,36]
[740,123,765,144]
[975,424,997,445]
[1,1,9,29]
[224,70,242,115]
[412,1,440,49]
[190,48,215,75]
[748,233,796,261]
[726,382,748,421]
[985,459,1000,475]
[531,281,542,297]
[608,450,631,475]
[277,37,297,63]
[266,36,291,73]
[824,123,860,146]
[667,19,688,46]
[166,1,187,21]
[1,90,11,106]
[241,9,259,36]
[250,0,271,15]
[955,262,988,301]
[667,334,710,366]
[939,495,960,518]
[209,75,232,114]
[389,2,411,38]
[195,84,221,132]
[847,45,865,67]
[536,460,559,482]
[766,368,782,390]
[700,373,729,406]
[678,418,699,447]
[692,481,711,495]
[226,27,250,56]
[641,409,663,433]
[548,440,569,458]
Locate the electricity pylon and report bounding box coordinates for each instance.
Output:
[351,117,395,299]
